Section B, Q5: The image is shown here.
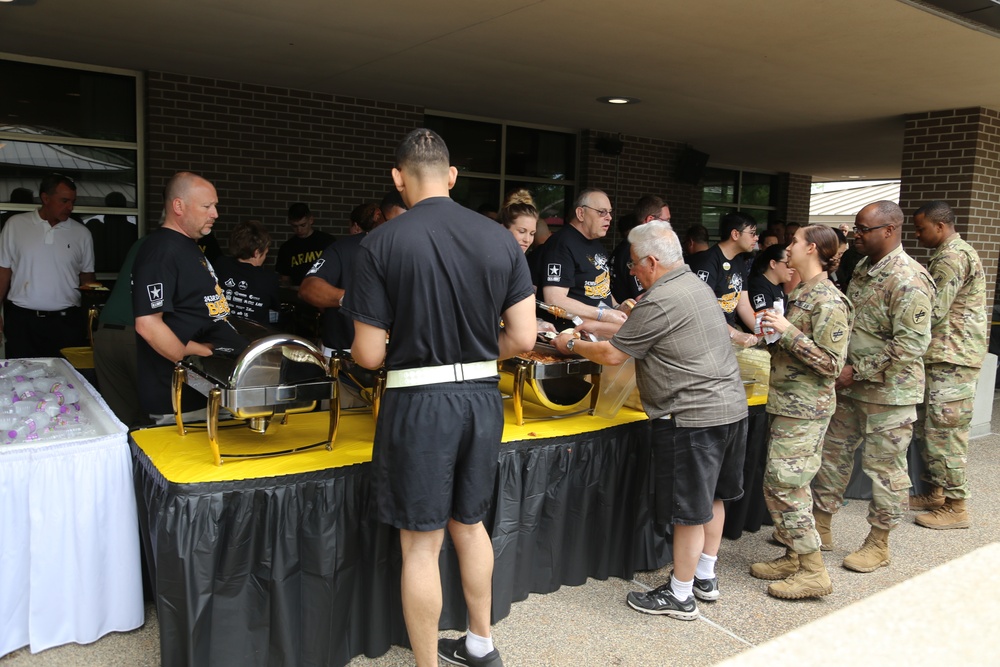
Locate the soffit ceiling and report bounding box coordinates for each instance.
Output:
[2,0,1000,181]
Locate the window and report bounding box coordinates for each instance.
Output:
[701,167,777,237]
[425,113,577,225]
[0,54,143,276]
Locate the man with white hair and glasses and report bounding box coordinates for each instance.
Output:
[553,220,747,621]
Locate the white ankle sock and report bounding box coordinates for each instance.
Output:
[695,553,717,580]
[671,574,694,601]
[465,631,494,658]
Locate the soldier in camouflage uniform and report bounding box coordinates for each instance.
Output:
[750,225,851,599]
[909,201,987,529]
[811,201,934,573]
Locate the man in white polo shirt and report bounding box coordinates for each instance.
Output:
[0,173,95,358]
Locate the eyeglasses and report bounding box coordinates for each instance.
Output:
[777,259,790,265]
[627,256,657,270]
[742,228,759,237]
[581,204,613,218]
[854,223,891,235]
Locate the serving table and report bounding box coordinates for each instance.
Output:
[132,400,670,667]
[0,359,144,658]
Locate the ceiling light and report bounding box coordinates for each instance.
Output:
[597,96,640,105]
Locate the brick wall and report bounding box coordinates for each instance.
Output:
[146,71,424,262]
[581,130,706,250]
[145,72,814,266]
[781,173,813,225]
[898,107,1000,312]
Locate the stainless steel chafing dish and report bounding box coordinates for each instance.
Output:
[172,319,339,465]
[499,341,603,426]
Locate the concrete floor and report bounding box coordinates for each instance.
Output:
[5,395,1000,667]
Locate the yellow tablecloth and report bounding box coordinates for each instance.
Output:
[132,402,650,485]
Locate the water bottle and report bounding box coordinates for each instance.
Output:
[13,381,36,399]
[0,414,19,434]
[20,363,47,379]
[12,400,36,417]
[54,387,81,406]
[23,412,51,434]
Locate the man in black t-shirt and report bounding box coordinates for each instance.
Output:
[299,202,380,353]
[539,188,628,327]
[275,203,335,286]
[133,172,247,422]
[610,195,672,303]
[688,212,758,339]
[344,129,535,667]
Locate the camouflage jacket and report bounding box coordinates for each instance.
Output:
[768,275,852,419]
[925,234,988,368]
[842,245,934,405]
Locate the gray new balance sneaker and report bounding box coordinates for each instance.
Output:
[693,575,720,601]
[626,582,699,621]
[438,636,504,667]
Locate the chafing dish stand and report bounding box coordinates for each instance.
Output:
[172,334,339,465]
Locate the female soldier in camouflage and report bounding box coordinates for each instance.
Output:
[749,225,852,599]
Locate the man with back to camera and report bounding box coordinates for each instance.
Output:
[687,211,758,343]
[379,188,408,222]
[0,173,95,358]
[611,195,671,303]
[299,201,381,357]
[345,129,535,667]
[275,202,335,286]
[552,220,747,621]
[682,223,711,260]
[908,201,987,529]
[132,172,246,424]
[539,188,628,327]
[811,201,933,572]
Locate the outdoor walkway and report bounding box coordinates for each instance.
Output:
[5,395,1000,667]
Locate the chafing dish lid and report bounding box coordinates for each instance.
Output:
[186,334,328,388]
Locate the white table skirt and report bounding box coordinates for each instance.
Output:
[0,360,144,657]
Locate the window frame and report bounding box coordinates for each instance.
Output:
[0,51,145,279]
[424,110,579,222]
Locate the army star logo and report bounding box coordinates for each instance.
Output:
[752,294,766,310]
[913,308,927,324]
[831,329,845,342]
[547,263,562,282]
[697,270,710,282]
[146,283,164,308]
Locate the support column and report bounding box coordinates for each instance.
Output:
[899,107,1000,313]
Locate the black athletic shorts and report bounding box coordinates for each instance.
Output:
[652,417,747,526]
[372,380,503,531]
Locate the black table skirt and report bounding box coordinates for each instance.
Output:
[132,419,670,667]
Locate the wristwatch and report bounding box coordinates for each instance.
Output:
[566,338,577,353]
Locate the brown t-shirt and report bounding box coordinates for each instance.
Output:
[610,265,747,427]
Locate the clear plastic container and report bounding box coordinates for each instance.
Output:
[592,357,637,419]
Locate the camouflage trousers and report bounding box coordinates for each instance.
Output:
[812,396,917,531]
[763,415,829,554]
[913,363,979,500]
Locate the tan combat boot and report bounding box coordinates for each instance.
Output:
[915,498,970,530]
[767,551,833,599]
[909,486,944,511]
[813,507,834,551]
[843,526,890,573]
[750,549,799,581]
